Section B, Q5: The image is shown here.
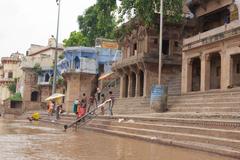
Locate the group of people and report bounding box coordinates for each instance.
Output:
[72,89,115,119]
[47,100,64,119]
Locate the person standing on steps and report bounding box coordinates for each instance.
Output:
[78,93,87,119]
[100,93,106,115]
[87,95,97,113]
[108,91,115,116]
[72,98,79,115]
[97,87,101,103]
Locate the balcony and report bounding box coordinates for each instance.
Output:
[60,67,97,75]
[112,52,181,70]
[183,20,240,50]
[37,81,50,85]
[0,78,14,83]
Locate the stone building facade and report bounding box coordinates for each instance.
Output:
[19,37,64,111]
[113,20,182,101]
[0,53,22,105]
[182,0,240,93]
[58,46,120,112]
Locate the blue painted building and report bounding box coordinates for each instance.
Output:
[57,46,121,75]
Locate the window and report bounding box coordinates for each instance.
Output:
[31,91,39,102]
[132,43,137,56]
[8,72,13,79]
[73,56,80,69]
[45,73,50,82]
[162,40,169,55]
[154,39,158,45]
[98,64,104,74]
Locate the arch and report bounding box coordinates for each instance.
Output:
[124,75,129,98]
[45,73,50,82]
[210,53,221,89]
[130,72,136,97]
[31,91,39,102]
[191,57,201,91]
[73,56,80,69]
[231,54,240,87]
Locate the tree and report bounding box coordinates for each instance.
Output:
[119,0,183,25]
[64,0,117,47]
[33,63,42,75]
[63,31,88,47]
[7,82,16,95]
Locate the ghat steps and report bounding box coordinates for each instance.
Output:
[168,89,240,113]
[31,111,240,159]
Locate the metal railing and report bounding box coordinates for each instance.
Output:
[64,99,112,131]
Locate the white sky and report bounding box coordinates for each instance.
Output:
[0,0,96,58]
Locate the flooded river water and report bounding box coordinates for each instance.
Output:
[0,118,237,160]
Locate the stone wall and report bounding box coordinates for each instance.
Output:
[64,73,97,112]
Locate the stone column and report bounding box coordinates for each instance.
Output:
[143,69,147,97]
[220,52,225,90]
[201,54,210,91]
[119,75,126,98]
[65,73,81,113]
[220,52,231,90]
[128,73,132,97]
[135,71,141,97]
[235,0,240,20]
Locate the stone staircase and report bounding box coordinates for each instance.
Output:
[27,111,240,159]
[167,73,181,96]
[84,114,240,159]
[168,89,240,113]
[20,88,240,159]
[113,97,151,115]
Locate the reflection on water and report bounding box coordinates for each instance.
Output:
[0,119,237,160]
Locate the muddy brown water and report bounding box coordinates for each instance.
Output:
[0,118,237,160]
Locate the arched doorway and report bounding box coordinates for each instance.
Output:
[73,56,80,69]
[130,72,136,97]
[191,57,201,91]
[124,75,129,98]
[210,53,221,89]
[31,91,39,102]
[139,70,144,96]
[45,73,50,82]
[231,54,240,87]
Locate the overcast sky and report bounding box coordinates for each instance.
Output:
[0,0,96,58]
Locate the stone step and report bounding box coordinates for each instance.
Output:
[168,96,240,103]
[168,101,240,107]
[169,107,240,112]
[96,115,240,130]
[170,90,240,98]
[83,126,240,159]
[86,123,240,150]
[91,119,240,140]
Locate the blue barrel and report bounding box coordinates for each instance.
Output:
[150,85,168,112]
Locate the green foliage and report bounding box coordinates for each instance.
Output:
[9,92,22,102]
[33,63,42,75]
[57,76,65,86]
[49,76,65,86]
[58,54,64,60]
[64,0,117,47]
[7,82,16,94]
[119,0,183,25]
[63,31,88,47]
[64,0,183,46]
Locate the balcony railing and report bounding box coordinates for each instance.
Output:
[112,52,181,69]
[183,20,240,50]
[37,81,50,85]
